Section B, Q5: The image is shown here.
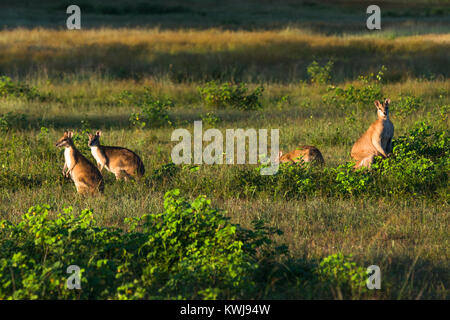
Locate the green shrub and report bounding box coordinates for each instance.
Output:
[0,112,28,132]
[334,163,372,196]
[372,122,449,196]
[200,112,221,126]
[322,66,386,108]
[307,60,334,84]
[316,253,367,298]
[391,94,423,119]
[0,76,49,101]
[149,162,180,187]
[0,190,291,299]
[198,81,264,111]
[125,88,173,128]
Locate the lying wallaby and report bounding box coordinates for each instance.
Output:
[55,131,104,194]
[351,98,394,169]
[88,131,145,180]
[278,145,325,165]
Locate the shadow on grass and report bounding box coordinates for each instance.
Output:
[1,40,449,83]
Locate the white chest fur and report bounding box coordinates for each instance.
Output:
[64,147,73,175]
[91,147,108,170]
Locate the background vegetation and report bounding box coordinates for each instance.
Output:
[0,0,448,299]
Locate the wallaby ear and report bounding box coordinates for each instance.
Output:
[374,100,382,108]
[87,133,93,138]
[384,98,391,105]
[96,130,102,137]
[63,131,68,136]
[67,131,73,138]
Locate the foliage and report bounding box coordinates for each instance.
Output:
[372,122,449,196]
[0,112,28,132]
[122,88,173,128]
[149,162,180,187]
[198,81,264,111]
[322,66,386,108]
[316,253,367,298]
[0,76,50,101]
[0,190,290,299]
[200,112,221,126]
[307,60,334,84]
[334,163,372,196]
[391,94,423,119]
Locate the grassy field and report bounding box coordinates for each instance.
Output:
[0,1,449,300]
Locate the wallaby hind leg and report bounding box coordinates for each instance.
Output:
[354,154,375,169]
[126,168,142,180]
[115,170,133,181]
[75,184,90,195]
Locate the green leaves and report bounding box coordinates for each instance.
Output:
[307,60,334,85]
[0,189,285,299]
[392,94,423,119]
[316,253,367,298]
[198,81,264,111]
[0,76,52,102]
[123,88,174,128]
[321,65,386,108]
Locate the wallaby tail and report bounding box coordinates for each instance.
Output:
[137,158,145,177]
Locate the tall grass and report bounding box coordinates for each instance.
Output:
[0,28,449,82]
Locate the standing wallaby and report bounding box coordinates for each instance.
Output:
[88,131,145,180]
[278,145,325,165]
[351,98,394,169]
[55,131,104,194]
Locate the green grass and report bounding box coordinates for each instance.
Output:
[0,1,448,299]
[0,73,448,299]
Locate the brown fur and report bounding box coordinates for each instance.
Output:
[351,99,394,169]
[88,131,145,181]
[55,131,104,195]
[278,145,325,165]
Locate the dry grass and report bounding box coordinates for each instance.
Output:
[1,28,449,82]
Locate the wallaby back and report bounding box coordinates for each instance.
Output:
[88,131,145,180]
[279,145,325,165]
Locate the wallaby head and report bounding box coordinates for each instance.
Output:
[88,130,102,148]
[375,98,391,119]
[55,131,74,148]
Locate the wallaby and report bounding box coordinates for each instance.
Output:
[351,98,394,169]
[88,131,145,180]
[55,131,104,194]
[278,145,325,165]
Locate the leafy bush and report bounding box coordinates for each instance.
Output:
[316,253,367,298]
[334,163,372,196]
[198,81,264,111]
[322,66,386,108]
[118,88,173,128]
[372,122,448,196]
[307,60,334,84]
[0,112,28,132]
[149,162,180,187]
[0,190,290,299]
[201,112,221,126]
[391,94,423,119]
[0,76,49,101]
